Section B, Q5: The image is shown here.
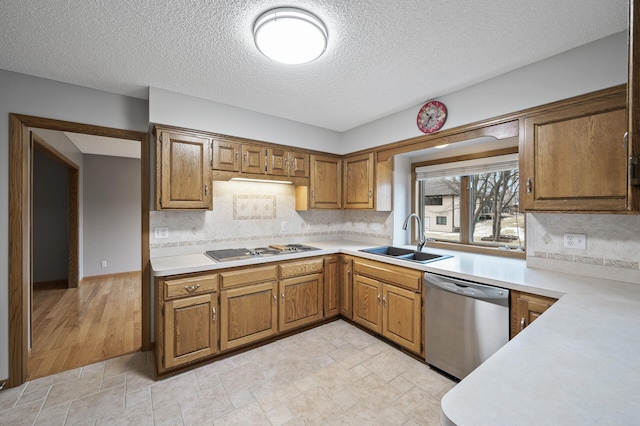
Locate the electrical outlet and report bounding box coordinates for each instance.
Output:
[280,221,288,233]
[563,233,586,250]
[154,226,169,239]
[371,223,381,231]
[101,260,107,268]
[306,222,313,230]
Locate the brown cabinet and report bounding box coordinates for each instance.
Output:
[278,259,324,330]
[339,256,353,319]
[352,259,422,353]
[156,273,219,371]
[219,265,278,350]
[510,291,557,339]
[324,255,340,318]
[212,138,240,172]
[309,154,342,209]
[520,88,634,212]
[267,148,309,177]
[343,152,375,209]
[155,128,212,210]
[242,144,266,174]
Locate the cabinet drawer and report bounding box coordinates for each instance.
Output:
[220,265,278,289]
[164,274,218,299]
[354,259,422,291]
[279,258,324,279]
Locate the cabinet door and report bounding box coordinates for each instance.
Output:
[339,256,353,319]
[279,273,324,332]
[352,274,382,333]
[521,91,629,211]
[382,285,421,354]
[163,293,218,369]
[289,151,309,178]
[220,281,277,350]
[510,292,557,339]
[310,154,342,209]
[242,144,266,174]
[267,148,288,176]
[159,131,212,209]
[324,256,339,318]
[212,139,240,172]
[343,152,374,209]
[629,0,640,211]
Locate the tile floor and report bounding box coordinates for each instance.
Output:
[0,320,455,425]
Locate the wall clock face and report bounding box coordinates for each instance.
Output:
[417,100,447,134]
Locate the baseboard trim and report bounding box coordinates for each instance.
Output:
[81,270,141,284]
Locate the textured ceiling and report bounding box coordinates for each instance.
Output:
[0,0,629,132]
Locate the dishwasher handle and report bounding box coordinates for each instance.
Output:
[424,272,509,305]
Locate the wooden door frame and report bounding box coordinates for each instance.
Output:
[32,133,80,289]
[8,114,150,387]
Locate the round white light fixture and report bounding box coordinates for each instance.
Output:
[253,7,327,64]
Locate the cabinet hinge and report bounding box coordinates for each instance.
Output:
[159,134,163,143]
[630,156,640,186]
[162,305,165,315]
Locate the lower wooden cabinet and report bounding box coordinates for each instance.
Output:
[324,255,340,318]
[353,259,422,354]
[220,281,278,350]
[339,256,353,319]
[163,293,218,369]
[279,273,324,331]
[510,291,557,339]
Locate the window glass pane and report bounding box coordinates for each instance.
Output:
[422,176,461,242]
[470,169,524,249]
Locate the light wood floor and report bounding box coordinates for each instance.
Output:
[28,272,142,380]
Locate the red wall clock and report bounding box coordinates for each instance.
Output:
[417,100,447,134]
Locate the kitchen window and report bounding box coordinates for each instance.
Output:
[414,151,524,254]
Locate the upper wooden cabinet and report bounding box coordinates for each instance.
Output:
[155,128,212,210]
[267,148,309,177]
[309,154,342,209]
[343,152,374,209]
[242,144,266,174]
[520,87,637,212]
[212,138,240,172]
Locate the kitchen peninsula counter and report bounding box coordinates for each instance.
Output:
[151,239,640,425]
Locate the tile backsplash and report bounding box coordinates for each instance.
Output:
[527,213,640,284]
[150,181,393,257]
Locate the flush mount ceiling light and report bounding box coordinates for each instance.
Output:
[253,7,327,64]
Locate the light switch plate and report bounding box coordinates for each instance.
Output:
[563,233,586,250]
[154,226,169,239]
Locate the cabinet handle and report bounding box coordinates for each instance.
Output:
[235,151,239,162]
[204,184,208,196]
[212,307,216,321]
[368,190,372,199]
[382,296,387,307]
[284,158,289,169]
[281,292,285,303]
[623,131,629,149]
[347,268,351,276]
[244,152,248,163]
[311,190,315,199]
[520,317,526,330]
[291,158,296,170]
[184,284,200,293]
[273,294,277,305]
[377,293,381,304]
[526,177,532,193]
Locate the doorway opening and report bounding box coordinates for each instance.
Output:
[8,114,150,387]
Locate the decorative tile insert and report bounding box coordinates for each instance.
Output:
[233,195,276,220]
[532,251,639,270]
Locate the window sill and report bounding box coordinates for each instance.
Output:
[424,241,526,260]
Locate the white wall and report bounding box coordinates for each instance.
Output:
[149,87,342,153]
[83,155,141,276]
[0,69,148,380]
[341,31,628,153]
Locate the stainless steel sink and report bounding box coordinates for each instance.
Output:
[359,246,451,264]
[359,246,414,256]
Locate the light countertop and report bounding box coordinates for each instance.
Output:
[150,239,640,425]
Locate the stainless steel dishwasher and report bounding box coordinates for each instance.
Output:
[424,272,509,380]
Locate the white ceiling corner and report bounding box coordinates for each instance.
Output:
[64,132,141,159]
[0,0,629,132]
